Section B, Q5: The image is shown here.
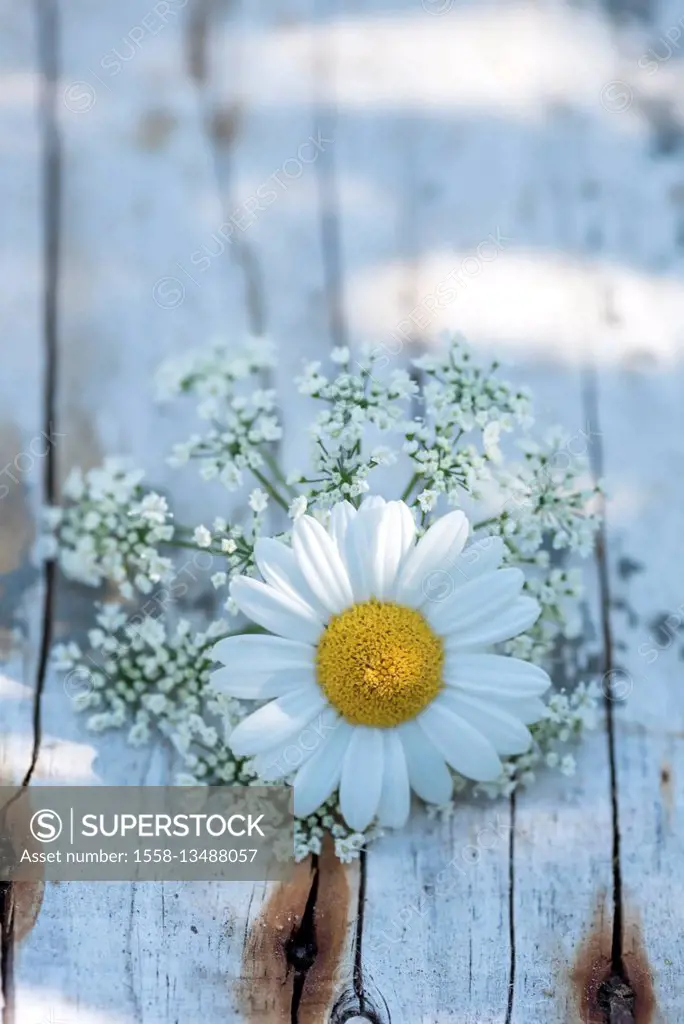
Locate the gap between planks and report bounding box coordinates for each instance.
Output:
[1,0,60,1020]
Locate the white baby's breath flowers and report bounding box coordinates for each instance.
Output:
[249,488,269,513]
[45,458,175,599]
[289,496,308,520]
[44,333,602,859]
[193,525,212,548]
[330,345,350,365]
[158,336,282,491]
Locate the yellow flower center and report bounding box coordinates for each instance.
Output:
[316,600,444,728]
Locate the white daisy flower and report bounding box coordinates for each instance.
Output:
[210,497,549,831]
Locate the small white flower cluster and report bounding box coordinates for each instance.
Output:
[293,799,381,863]
[493,431,601,557]
[293,348,413,507]
[407,339,533,508]
[44,458,175,600]
[167,389,281,491]
[155,334,276,407]
[191,501,270,612]
[158,337,282,492]
[44,333,604,860]
[53,604,225,742]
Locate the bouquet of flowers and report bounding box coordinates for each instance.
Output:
[46,335,601,861]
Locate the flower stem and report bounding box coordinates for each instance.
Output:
[401,472,421,502]
[165,539,223,555]
[472,516,499,531]
[261,450,297,496]
[251,469,290,511]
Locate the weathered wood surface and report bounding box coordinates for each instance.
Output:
[1,0,683,1020]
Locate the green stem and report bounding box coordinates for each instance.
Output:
[252,469,290,512]
[401,472,421,503]
[165,539,223,555]
[261,450,297,496]
[472,516,499,531]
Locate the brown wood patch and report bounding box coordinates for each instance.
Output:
[0,783,45,945]
[238,838,353,1023]
[0,423,35,576]
[12,880,44,944]
[622,910,657,1024]
[572,892,655,1024]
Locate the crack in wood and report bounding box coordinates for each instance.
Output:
[329,852,390,1024]
[583,370,625,965]
[287,856,320,1023]
[581,368,652,1024]
[503,795,516,1024]
[240,841,356,1023]
[0,883,14,1024]
[28,0,60,788]
[0,0,62,1014]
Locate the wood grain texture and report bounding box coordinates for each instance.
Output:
[0,5,51,1017]
[10,2,263,1021]
[594,358,684,1021]
[2,0,683,1020]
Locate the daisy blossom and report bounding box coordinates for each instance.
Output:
[211,497,549,831]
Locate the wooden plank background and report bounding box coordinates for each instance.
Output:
[1,0,683,1020]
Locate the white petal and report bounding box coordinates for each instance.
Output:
[230,576,323,643]
[339,727,384,830]
[376,731,411,828]
[228,686,327,756]
[495,696,548,725]
[444,653,551,698]
[445,597,541,650]
[211,665,314,700]
[437,689,532,756]
[424,568,525,637]
[418,700,502,781]
[328,501,357,552]
[292,515,354,614]
[345,501,416,601]
[381,502,416,598]
[250,707,340,780]
[398,720,454,805]
[212,634,314,672]
[447,535,506,585]
[293,719,354,817]
[342,508,377,603]
[395,510,469,608]
[360,496,386,510]
[254,538,329,620]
